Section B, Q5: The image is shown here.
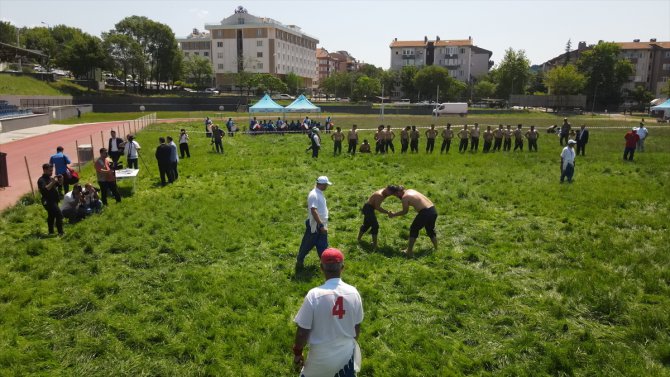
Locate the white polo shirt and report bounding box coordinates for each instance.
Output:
[294,278,364,345]
[637,126,648,140]
[561,146,575,170]
[307,187,328,233]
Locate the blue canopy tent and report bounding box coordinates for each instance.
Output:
[284,95,321,113]
[249,94,285,113]
[650,99,670,119]
[248,94,287,132]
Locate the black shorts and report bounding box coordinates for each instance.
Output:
[360,203,379,235]
[409,206,437,238]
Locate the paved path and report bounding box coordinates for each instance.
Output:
[0,120,149,211]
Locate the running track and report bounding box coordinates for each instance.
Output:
[0,120,149,211]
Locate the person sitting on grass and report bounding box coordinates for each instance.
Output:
[60,184,86,223]
[359,139,371,153]
[82,183,102,214]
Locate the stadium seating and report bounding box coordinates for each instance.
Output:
[0,100,33,119]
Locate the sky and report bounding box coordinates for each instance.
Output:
[1,0,669,69]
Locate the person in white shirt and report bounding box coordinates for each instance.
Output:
[296,176,332,271]
[60,184,85,222]
[166,136,179,181]
[560,139,577,183]
[635,123,648,152]
[124,135,141,169]
[178,129,190,158]
[293,248,363,377]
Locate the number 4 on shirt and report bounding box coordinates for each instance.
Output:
[332,296,346,319]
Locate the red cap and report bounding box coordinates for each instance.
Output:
[321,248,344,264]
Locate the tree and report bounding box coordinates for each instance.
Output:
[0,21,18,45]
[320,72,354,98]
[527,70,547,94]
[577,42,634,109]
[493,48,531,99]
[255,73,288,94]
[102,32,145,90]
[113,16,181,90]
[626,85,654,111]
[544,64,586,95]
[413,65,457,101]
[473,80,497,99]
[358,63,383,79]
[183,55,213,88]
[58,33,106,78]
[399,65,418,100]
[352,75,381,101]
[283,72,301,95]
[564,39,572,66]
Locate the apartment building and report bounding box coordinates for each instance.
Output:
[178,7,319,89]
[389,36,492,82]
[541,39,670,97]
[178,29,212,60]
[316,48,359,84]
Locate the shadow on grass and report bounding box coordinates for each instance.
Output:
[293,264,320,281]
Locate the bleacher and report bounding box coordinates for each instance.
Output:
[0,100,33,119]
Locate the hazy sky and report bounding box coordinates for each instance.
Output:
[1,0,669,68]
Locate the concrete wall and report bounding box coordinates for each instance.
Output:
[0,95,73,107]
[0,114,50,132]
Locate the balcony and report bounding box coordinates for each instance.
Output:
[402,54,416,58]
[444,54,459,59]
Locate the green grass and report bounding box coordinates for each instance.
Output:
[1,115,669,376]
[0,74,72,96]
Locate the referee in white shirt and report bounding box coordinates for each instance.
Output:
[296,176,332,271]
[293,248,363,377]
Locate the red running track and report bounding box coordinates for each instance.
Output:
[0,120,150,211]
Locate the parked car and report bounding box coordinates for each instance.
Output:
[183,88,197,93]
[105,78,124,88]
[272,93,295,100]
[432,102,468,116]
[205,88,219,94]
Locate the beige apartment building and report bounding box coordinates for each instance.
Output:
[389,36,492,98]
[178,7,318,89]
[541,39,670,97]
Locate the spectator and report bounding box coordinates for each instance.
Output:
[331,126,344,155]
[576,125,589,156]
[526,125,539,152]
[212,125,224,153]
[167,136,179,181]
[205,117,213,137]
[492,124,504,152]
[470,123,480,152]
[108,130,125,169]
[636,122,648,152]
[624,128,640,161]
[95,148,121,205]
[49,146,71,194]
[124,135,141,169]
[513,124,524,152]
[425,124,438,153]
[458,125,469,153]
[155,137,173,186]
[296,176,332,271]
[179,129,190,158]
[482,125,494,153]
[385,125,396,153]
[310,128,321,158]
[374,125,385,154]
[82,183,102,214]
[60,184,86,223]
[409,125,420,153]
[226,118,235,137]
[440,123,454,153]
[503,125,513,151]
[559,118,571,146]
[37,163,64,235]
[400,126,410,154]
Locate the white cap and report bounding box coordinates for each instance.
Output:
[567,139,576,145]
[316,176,332,185]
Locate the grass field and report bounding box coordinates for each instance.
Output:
[1,114,669,376]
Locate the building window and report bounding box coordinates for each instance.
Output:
[194,52,199,56]
[257,40,263,47]
[460,48,465,54]
[238,18,245,24]
[204,52,209,57]
[663,64,670,71]
[217,41,223,48]
[665,51,670,58]
[218,64,224,69]
[257,63,263,69]
[256,29,262,37]
[257,52,263,58]
[217,52,223,59]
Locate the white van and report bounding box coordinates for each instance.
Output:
[433,102,468,116]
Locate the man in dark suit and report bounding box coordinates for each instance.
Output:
[576,125,589,156]
[108,130,125,169]
[155,137,173,186]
